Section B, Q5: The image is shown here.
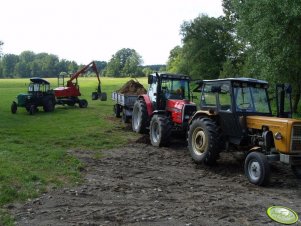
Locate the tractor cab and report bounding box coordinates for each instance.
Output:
[147,73,192,110]
[28,77,52,96]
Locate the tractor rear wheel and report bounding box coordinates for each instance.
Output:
[43,98,55,112]
[188,117,221,165]
[11,102,17,114]
[79,99,88,108]
[132,99,148,134]
[244,151,270,186]
[149,115,172,147]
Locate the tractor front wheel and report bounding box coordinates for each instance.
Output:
[29,105,36,115]
[188,117,221,165]
[149,115,172,147]
[11,102,17,114]
[244,151,270,186]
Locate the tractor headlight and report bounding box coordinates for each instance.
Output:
[274,132,282,140]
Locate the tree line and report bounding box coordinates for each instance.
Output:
[0,47,165,78]
[166,0,301,112]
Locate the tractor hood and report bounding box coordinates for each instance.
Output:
[166,99,195,111]
[17,93,31,107]
[246,115,301,154]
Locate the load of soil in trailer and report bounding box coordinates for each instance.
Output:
[117,79,147,95]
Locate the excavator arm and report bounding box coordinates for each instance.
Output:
[67,61,101,92]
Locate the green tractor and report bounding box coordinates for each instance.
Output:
[11,77,56,115]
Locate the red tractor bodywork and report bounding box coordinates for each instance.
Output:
[166,99,194,124]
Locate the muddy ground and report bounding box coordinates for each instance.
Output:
[9,135,301,226]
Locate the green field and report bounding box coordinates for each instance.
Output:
[0,77,147,224]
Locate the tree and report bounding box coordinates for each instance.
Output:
[166,46,189,74]
[0,40,3,57]
[1,54,19,77]
[233,0,301,112]
[178,15,232,80]
[105,48,143,77]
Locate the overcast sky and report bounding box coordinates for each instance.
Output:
[0,0,223,65]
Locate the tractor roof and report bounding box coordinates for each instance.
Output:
[201,77,268,85]
[152,72,191,80]
[30,77,50,85]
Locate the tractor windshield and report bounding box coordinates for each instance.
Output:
[234,83,271,114]
[161,78,190,100]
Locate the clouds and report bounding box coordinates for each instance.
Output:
[0,0,223,65]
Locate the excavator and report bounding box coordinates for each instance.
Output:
[54,61,107,108]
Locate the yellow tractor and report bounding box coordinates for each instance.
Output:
[188,78,301,186]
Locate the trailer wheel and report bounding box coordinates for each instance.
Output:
[122,108,129,123]
[291,165,301,179]
[92,92,98,100]
[150,115,172,147]
[132,99,148,134]
[100,92,107,101]
[79,99,88,108]
[244,152,270,186]
[188,117,221,165]
[114,104,121,118]
[11,102,17,114]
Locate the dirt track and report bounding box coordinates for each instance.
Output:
[10,135,301,226]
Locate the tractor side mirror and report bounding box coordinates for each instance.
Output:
[276,83,293,118]
[148,75,153,84]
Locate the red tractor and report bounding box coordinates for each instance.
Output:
[54,61,107,107]
[132,73,197,146]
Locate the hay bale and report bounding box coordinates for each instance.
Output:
[117,79,147,95]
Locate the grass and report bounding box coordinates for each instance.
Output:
[0,76,147,225]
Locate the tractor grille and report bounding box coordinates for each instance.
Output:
[291,125,301,152]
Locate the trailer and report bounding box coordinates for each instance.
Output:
[112,91,138,123]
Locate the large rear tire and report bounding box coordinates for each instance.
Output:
[188,117,221,165]
[149,115,172,147]
[43,98,55,112]
[244,151,270,186]
[132,99,149,134]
